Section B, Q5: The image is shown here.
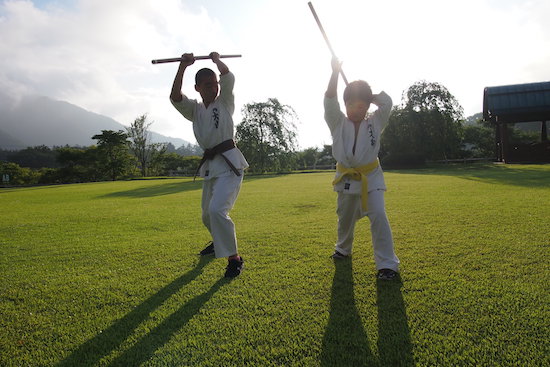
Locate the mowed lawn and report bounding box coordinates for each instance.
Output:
[1,164,549,366]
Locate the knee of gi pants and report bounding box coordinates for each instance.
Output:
[365,190,388,219]
[367,206,386,220]
[208,201,229,220]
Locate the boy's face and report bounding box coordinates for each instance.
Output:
[345,99,369,123]
[195,75,219,105]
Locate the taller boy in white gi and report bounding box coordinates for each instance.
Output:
[170,52,248,278]
[324,57,400,280]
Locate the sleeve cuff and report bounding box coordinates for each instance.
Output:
[372,91,392,107]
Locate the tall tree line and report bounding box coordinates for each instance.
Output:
[5,79,530,186]
[0,114,203,185]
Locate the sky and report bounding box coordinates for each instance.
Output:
[1,0,549,148]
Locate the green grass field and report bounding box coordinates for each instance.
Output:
[1,164,549,366]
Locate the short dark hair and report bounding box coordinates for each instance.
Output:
[195,68,216,85]
[343,80,373,105]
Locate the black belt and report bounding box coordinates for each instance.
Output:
[195,139,241,179]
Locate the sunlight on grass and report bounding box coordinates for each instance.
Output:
[1,164,549,366]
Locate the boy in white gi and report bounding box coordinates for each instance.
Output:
[170,52,248,278]
[324,57,400,280]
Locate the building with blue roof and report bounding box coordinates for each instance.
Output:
[483,81,550,163]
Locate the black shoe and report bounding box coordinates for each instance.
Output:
[330,250,349,259]
[199,241,215,256]
[224,257,244,278]
[377,268,398,281]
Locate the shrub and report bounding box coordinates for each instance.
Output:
[381,153,426,169]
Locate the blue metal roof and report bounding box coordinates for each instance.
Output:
[483,81,550,123]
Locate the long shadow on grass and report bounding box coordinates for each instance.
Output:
[98,174,280,199]
[389,163,550,188]
[107,276,232,367]
[57,256,214,367]
[98,180,203,198]
[376,277,414,366]
[320,259,376,366]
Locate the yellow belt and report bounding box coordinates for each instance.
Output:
[332,159,380,212]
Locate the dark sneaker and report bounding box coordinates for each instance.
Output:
[377,268,398,280]
[224,257,244,278]
[199,241,215,256]
[330,250,349,259]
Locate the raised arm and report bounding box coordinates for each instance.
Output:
[324,57,345,132]
[211,51,235,114]
[170,53,195,102]
[325,57,341,98]
[371,92,393,131]
[210,52,229,75]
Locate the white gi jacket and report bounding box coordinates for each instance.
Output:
[171,71,249,179]
[324,92,392,194]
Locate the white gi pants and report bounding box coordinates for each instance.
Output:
[201,172,243,258]
[335,190,399,271]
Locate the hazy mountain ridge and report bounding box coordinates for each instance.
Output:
[0,94,190,150]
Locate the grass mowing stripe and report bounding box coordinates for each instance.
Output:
[1,164,549,366]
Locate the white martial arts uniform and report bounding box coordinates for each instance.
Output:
[171,71,248,258]
[324,92,399,271]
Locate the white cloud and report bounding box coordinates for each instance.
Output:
[1,0,549,148]
[0,0,233,144]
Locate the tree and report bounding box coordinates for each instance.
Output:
[0,161,40,186]
[318,144,336,167]
[147,143,169,176]
[462,116,495,158]
[7,145,59,169]
[126,114,166,177]
[165,143,177,154]
[55,146,102,183]
[157,153,201,175]
[296,147,321,170]
[92,130,132,181]
[381,81,464,165]
[176,142,203,156]
[236,98,298,173]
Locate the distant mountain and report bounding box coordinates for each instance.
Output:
[0,94,191,150]
[0,127,25,149]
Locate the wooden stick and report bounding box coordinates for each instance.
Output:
[307,2,349,85]
[151,54,242,65]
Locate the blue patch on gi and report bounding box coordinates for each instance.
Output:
[344,183,350,190]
